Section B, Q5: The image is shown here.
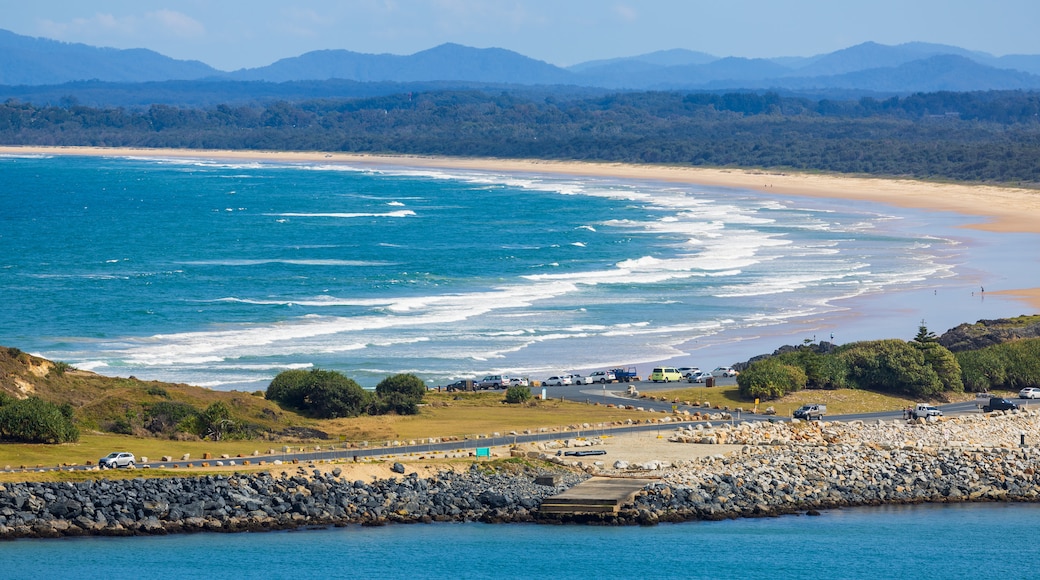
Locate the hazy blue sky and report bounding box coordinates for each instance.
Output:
[4,0,1039,71]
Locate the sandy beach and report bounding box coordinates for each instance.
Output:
[7,144,1039,313]
[6,145,1040,232]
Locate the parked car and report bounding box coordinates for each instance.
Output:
[567,374,593,385]
[911,403,943,419]
[509,377,529,387]
[687,371,713,383]
[544,375,572,386]
[793,404,826,420]
[712,366,739,377]
[982,397,1020,412]
[589,370,616,383]
[477,375,509,389]
[1019,387,1040,399]
[648,367,683,383]
[677,367,700,378]
[443,379,475,392]
[99,452,136,469]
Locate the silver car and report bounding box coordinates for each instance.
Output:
[99,452,136,469]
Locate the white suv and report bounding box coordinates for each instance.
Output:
[99,452,136,469]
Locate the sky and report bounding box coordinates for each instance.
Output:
[3,0,1040,71]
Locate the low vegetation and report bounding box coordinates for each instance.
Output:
[736,324,970,401]
[1,317,1039,456]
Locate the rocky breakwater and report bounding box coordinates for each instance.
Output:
[611,410,1040,523]
[0,464,587,539]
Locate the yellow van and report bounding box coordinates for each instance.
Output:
[649,367,682,382]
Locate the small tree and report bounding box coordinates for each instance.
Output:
[266,369,370,418]
[504,384,532,404]
[737,359,806,400]
[374,373,426,415]
[0,397,80,443]
[913,320,939,344]
[266,369,312,409]
[303,370,369,418]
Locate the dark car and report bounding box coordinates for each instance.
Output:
[982,397,1020,412]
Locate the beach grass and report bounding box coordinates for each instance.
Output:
[649,384,991,417]
[0,392,653,471]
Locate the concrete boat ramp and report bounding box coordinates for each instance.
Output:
[539,477,657,515]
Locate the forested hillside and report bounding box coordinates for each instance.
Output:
[3,89,1040,184]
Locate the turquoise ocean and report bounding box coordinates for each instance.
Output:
[3,503,1038,579]
[3,154,1040,572]
[1,153,1036,389]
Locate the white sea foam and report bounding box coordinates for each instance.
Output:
[182,259,393,267]
[23,155,973,390]
[270,210,416,218]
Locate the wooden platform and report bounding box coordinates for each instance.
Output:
[539,477,657,514]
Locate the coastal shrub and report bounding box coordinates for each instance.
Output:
[839,339,944,397]
[373,373,426,415]
[0,397,80,443]
[1003,338,1040,387]
[957,338,1040,391]
[267,369,370,419]
[144,401,199,434]
[49,361,73,377]
[504,385,532,404]
[265,369,312,408]
[179,401,245,441]
[303,371,370,418]
[737,358,806,400]
[956,348,1008,391]
[775,349,850,390]
[916,342,963,393]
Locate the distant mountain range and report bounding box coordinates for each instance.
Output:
[4,27,1040,95]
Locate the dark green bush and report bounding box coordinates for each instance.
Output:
[737,358,807,400]
[374,373,426,415]
[504,385,532,404]
[0,397,79,443]
[144,401,199,434]
[840,339,944,397]
[265,369,312,408]
[916,342,964,393]
[267,369,369,418]
[956,338,1040,391]
[776,349,850,390]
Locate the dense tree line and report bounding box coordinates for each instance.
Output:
[2,89,1040,184]
[737,325,1040,401]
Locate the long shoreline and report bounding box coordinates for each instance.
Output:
[4,145,1040,233]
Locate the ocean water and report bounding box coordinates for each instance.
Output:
[0,153,1035,389]
[2,503,1037,579]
